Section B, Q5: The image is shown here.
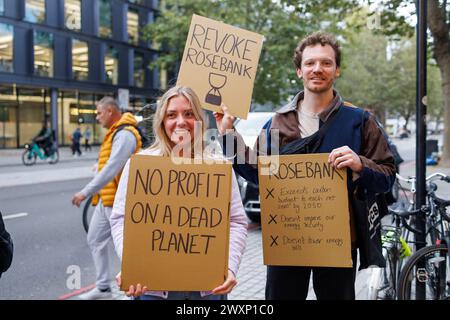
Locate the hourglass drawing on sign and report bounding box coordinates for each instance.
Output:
[205,72,227,106]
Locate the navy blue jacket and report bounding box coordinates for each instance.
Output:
[222,91,396,269]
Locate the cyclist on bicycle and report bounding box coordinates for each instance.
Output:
[33,122,54,157]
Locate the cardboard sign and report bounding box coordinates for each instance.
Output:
[121,155,232,291]
[177,14,264,120]
[258,154,352,267]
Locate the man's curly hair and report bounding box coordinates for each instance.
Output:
[293,31,341,69]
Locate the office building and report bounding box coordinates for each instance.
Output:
[0,0,160,148]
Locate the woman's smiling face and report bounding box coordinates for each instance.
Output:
[163,95,196,147]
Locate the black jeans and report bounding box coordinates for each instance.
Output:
[265,249,358,300]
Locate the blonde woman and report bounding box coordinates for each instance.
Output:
[110,86,248,300]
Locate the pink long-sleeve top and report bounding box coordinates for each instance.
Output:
[110,148,248,298]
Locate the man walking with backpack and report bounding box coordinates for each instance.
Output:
[215,31,396,300]
[72,97,142,299]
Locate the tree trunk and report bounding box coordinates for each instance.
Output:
[427,0,450,164]
[403,110,411,130]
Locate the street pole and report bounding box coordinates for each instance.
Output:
[51,88,59,149]
[415,0,427,300]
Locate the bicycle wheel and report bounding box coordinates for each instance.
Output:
[48,149,59,164]
[367,247,398,300]
[22,150,37,166]
[397,244,449,300]
[82,196,94,233]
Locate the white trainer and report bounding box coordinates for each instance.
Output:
[78,287,113,300]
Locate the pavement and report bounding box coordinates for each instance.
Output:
[1,137,449,300]
[0,147,98,188]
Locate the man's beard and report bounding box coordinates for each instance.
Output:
[304,78,334,94]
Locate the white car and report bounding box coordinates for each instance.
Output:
[234,112,275,148]
[234,112,274,223]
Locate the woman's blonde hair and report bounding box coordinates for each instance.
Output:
[148,86,206,157]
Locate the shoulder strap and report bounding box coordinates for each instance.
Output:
[112,124,135,142]
[279,105,341,155]
[315,106,341,142]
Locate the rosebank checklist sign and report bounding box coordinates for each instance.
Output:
[177,14,264,120]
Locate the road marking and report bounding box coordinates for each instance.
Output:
[3,212,28,220]
[58,284,96,300]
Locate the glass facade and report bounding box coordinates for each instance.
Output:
[0,1,160,149]
[17,87,49,146]
[0,23,13,72]
[59,90,108,145]
[24,0,46,24]
[65,0,81,31]
[0,84,17,148]
[34,30,54,77]
[72,39,88,81]
[127,7,139,45]
[99,0,112,38]
[134,51,144,87]
[104,46,118,85]
[0,85,112,148]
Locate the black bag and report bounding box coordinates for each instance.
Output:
[352,192,386,269]
[113,124,151,149]
[0,212,13,278]
[280,108,340,155]
[353,111,387,269]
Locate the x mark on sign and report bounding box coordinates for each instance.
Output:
[270,235,279,247]
[268,214,277,225]
[265,188,275,199]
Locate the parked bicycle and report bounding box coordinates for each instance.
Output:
[22,140,59,166]
[397,173,450,300]
[368,172,450,300]
[367,204,418,299]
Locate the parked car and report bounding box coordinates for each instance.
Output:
[234,112,274,223]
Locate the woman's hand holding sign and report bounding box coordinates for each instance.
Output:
[117,270,237,297]
[328,146,363,173]
[116,272,148,298]
[214,104,235,136]
[211,270,237,295]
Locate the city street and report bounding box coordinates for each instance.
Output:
[0,135,449,300]
[0,178,121,299]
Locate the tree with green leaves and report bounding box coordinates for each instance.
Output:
[361,0,449,163]
[143,0,359,107]
[336,27,392,123]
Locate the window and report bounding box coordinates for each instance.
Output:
[25,0,46,23]
[127,8,139,45]
[0,85,17,148]
[104,46,118,85]
[134,52,145,87]
[34,30,54,77]
[72,39,88,81]
[0,0,4,15]
[65,0,81,31]
[18,87,49,146]
[0,23,13,72]
[99,0,112,38]
[129,0,144,5]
